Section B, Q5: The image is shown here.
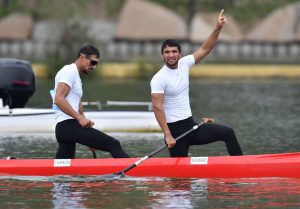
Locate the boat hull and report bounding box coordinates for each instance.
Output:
[1,152,300,178]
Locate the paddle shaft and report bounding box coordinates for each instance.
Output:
[90,148,97,158]
[116,121,204,175]
[92,150,97,158]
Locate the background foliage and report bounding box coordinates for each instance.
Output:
[0,0,299,28]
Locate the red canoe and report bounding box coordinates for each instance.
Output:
[1,152,300,178]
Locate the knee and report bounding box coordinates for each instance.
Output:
[223,127,237,140]
[227,127,235,136]
[110,138,123,149]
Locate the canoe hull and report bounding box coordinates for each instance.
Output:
[1,152,300,178]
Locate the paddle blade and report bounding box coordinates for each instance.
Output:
[100,172,124,182]
[94,174,126,182]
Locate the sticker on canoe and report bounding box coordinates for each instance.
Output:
[54,159,71,167]
[190,157,208,165]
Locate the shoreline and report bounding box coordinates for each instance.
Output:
[32,63,300,78]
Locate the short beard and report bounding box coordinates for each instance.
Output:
[165,60,178,69]
[82,68,91,75]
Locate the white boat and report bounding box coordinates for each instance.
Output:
[0,59,159,133]
[0,101,160,133]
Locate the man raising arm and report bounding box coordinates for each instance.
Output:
[151,10,243,157]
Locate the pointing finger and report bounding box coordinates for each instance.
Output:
[219,9,227,24]
[219,9,224,18]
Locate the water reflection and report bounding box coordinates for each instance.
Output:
[148,179,208,209]
[52,182,87,209]
[0,178,53,208]
[48,177,208,209]
[207,178,300,208]
[1,176,300,208]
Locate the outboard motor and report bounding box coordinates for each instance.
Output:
[0,58,35,108]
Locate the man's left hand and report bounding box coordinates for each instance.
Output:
[84,120,95,128]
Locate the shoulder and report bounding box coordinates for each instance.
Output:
[61,63,77,73]
[55,64,78,85]
[56,64,74,76]
[151,66,167,83]
[150,67,168,90]
[179,55,195,66]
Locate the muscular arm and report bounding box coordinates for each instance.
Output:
[193,9,227,64]
[151,93,176,148]
[79,100,84,115]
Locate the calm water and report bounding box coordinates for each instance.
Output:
[1,78,300,208]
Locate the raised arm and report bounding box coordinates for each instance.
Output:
[193,9,227,64]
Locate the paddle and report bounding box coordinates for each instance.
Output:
[109,121,205,180]
[90,148,97,158]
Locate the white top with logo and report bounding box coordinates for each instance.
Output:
[150,55,195,123]
[52,63,83,123]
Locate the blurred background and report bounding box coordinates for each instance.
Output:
[0,0,300,79]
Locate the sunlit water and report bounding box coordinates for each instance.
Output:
[1,78,300,208]
[1,176,300,209]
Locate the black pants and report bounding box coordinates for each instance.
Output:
[167,117,243,157]
[55,119,130,159]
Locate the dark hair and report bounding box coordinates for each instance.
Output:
[161,39,181,54]
[77,45,100,58]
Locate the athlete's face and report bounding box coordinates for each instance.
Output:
[81,54,99,75]
[162,46,181,69]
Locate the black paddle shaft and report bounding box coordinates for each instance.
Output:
[92,150,97,158]
[115,121,204,176]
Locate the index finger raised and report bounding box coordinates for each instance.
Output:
[219,9,224,17]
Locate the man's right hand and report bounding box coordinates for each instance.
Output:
[85,120,94,128]
[165,133,176,148]
[217,9,227,29]
[202,117,214,123]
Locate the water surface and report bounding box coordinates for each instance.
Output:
[1,78,300,208]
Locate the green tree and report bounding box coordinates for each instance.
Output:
[45,19,98,79]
